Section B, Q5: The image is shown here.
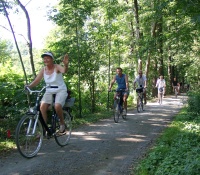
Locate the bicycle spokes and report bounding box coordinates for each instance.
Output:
[54,111,72,146]
[15,114,43,158]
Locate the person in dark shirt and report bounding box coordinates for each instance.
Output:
[172,77,179,95]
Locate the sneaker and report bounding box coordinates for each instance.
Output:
[59,125,65,133]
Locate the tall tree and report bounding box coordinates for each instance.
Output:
[16,0,36,77]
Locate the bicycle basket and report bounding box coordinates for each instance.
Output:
[159,87,163,92]
[65,97,75,107]
[136,88,143,93]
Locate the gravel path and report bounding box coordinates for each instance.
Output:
[0,94,187,175]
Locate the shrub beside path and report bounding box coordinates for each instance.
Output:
[0,94,187,175]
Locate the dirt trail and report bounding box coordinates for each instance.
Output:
[0,94,187,175]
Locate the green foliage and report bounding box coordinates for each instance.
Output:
[134,108,200,175]
[187,90,200,115]
[0,62,28,146]
[0,39,12,64]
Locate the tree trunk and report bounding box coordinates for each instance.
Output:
[157,19,164,76]
[133,0,142,72]
[168,54,173,94]
[16,0,36,77]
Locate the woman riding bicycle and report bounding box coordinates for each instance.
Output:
[109,67,129,115]
[25,51,69,133]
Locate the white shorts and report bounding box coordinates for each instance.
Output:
[41,90,68,107]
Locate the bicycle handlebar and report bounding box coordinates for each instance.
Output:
[25,85,58,94]
[108,89,128,93]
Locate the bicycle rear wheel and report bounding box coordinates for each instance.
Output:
[159,93,163,104]
[158,92,162,105]
[122,108,127,120]
[175,89,178,98]
[15,114,43,158]
[114,100,120,123]
[55,111,72,146]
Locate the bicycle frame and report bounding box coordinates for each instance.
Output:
[110,89,127,123]
[26,86,56,137]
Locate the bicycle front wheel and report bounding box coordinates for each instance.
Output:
[175,89,178,98]
[122,108,127,120]
[15,114,43,158]
[114,100,120,123]
[159,93,163,105]
[55,111,72,146]
[137,97,143,113]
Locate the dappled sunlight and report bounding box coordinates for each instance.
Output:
[89,123,113,127]
[113,155,127,160]
[148,118,169,121]
[72,131,87,136]
[116,137,146,142]
[82,136,102,141]
[127,113,136,116]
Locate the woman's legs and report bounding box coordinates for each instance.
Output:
[54,103,64,125]
[40,103,50,123]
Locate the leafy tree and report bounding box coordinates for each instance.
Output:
[0,0,28,82]
[0,38,11,63]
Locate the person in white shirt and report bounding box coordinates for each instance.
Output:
[25,51,69,133]
[133,70,147,104]
[156,75,166,100]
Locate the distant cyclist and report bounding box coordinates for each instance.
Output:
[133,70,147,104]
[172,77,179,95]
[109,67,129,115]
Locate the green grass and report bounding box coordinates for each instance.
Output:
[133,107,200,175]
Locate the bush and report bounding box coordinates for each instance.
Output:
[187,91,200,115]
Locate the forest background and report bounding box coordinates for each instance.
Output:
[0,0,200,158]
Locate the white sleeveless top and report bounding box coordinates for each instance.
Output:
[156,79,165,88]
[44,67,67,93]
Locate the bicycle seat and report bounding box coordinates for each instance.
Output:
[136,87,143,93]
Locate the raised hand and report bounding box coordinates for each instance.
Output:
[63,54,69,66]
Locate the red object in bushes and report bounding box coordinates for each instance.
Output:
[7,130,11,138]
